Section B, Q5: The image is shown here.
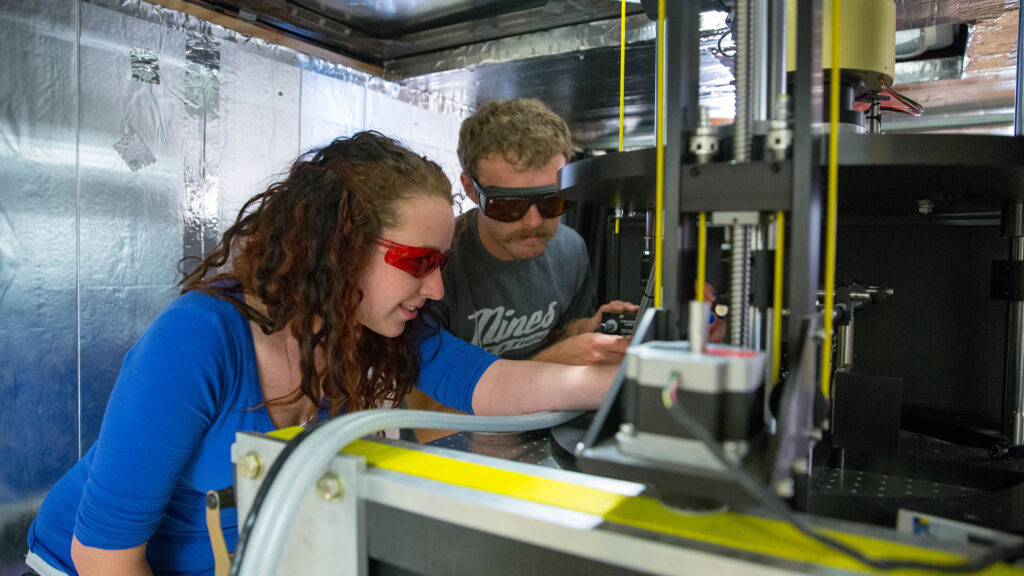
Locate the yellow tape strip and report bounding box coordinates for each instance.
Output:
[263,428,1018,574]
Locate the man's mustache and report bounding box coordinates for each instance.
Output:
[505,227,554,242]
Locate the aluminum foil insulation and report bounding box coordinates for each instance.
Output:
[0,0,468,534]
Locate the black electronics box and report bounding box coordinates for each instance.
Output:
[600,312,637,336]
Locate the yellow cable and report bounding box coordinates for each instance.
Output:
[697,213,707,303]
[772,211,785,386]
[653,0,665,308]
[821,0,841,399]
[619,0,626,153]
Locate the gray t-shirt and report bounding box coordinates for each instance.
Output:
[432,209,596,360]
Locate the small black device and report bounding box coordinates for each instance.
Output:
[595,312,637,336]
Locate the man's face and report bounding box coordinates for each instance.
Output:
[463,154,567,261]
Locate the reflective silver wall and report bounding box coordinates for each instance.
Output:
[0,0,467,564]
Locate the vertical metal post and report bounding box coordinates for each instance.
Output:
[867,99,881,134]
[729,0,754,347]
[768,0,788,108]
[1004,1,1024,444]
[664,0,701,339]
[837,316,854,370]
[787,0,823,348]
[1015,0,1023,138]
[754,0,770,123]
[1005,202,1024,444]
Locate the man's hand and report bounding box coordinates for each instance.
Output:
[532,332,630,365]
[565,300,640,336]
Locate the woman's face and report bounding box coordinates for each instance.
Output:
[357,194,455,337]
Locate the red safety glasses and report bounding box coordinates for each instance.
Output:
[375,238,452,279]
[472,179,572,223]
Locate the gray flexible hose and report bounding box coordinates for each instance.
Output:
[237,409,582,576]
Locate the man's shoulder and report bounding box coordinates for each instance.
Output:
[551,223,587,254]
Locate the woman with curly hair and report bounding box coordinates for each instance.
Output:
[26,131,616,576]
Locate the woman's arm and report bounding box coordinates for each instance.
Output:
[71,536,152,576]
[471,360,619,416]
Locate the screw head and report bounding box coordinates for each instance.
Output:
[317,472,345,503]
[237,451,263,480]
[792,457,809,475]
[776,478,795,498]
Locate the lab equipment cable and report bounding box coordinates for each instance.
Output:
[232,409,582,576]
[661,377,1024,573]
[879,76,924,116]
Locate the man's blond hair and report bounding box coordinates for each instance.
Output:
[458,98,573,180]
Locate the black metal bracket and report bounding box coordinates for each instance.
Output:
[991,260,1024,301]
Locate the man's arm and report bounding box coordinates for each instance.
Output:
[531,333,630,365]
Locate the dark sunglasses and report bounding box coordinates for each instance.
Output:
[471,179,572,223]
[375,238,452,279]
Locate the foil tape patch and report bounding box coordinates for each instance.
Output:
[181,150,221,274]
[185,31,221,119]
[130,44,160,84]
[113,124,157,172]
[895,55,964,84]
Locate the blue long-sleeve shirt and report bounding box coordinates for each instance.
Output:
[28,289,497,575]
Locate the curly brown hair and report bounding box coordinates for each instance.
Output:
[457,98,573,181]
[181,131,452,419]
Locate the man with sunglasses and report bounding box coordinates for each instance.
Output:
[405,99,637,441]
[433,98,638,364]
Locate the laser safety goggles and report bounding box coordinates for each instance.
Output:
[471,179,573,223]
[375,238,452,279]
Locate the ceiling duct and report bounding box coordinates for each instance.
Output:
[893,0,1019,30]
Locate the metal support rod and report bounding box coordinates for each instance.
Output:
[768,0,788,108]
[664,0,701,339]
[1006,0,1022,443]
[754,0,770,123]
[730,224,752,346]
[1005,201,1024,444]
[837,320,854,370]
[728,0,755,347]
[788,0,824,347]
[751,219,769,351]
[1015,0,1022,137]
[867,98,881,134]
[733,0,753,163]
